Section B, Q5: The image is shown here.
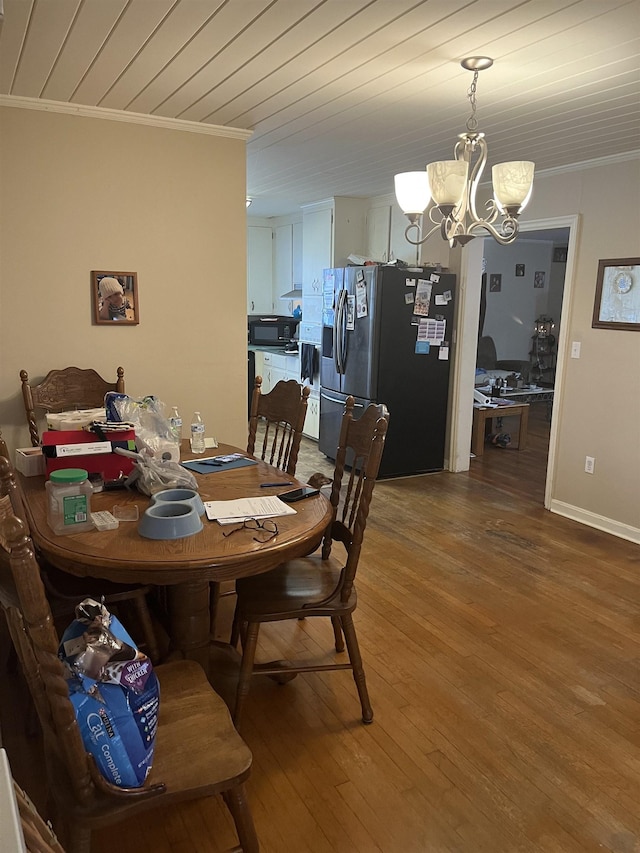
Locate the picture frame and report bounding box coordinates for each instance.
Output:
[592,258,640,331]
[553,246,568,263]
[489,273,502,292]
[515,264,525,277]
[534,271,546,288]
[92,271,139,325]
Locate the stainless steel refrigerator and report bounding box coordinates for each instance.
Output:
[319,265,456,477]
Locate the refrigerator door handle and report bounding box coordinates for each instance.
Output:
[320,391,365,408]
[334,288,347,374]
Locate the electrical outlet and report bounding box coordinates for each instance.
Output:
[571,341,581,358]
[585,456,595,474]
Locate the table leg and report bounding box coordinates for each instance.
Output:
[167,581,211,672]
[517,405,529,451]
[472,409,487,457]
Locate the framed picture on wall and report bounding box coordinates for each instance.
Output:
[592,258,640,331]
[553,246,568,263]
[534,271,546,288]
[92,271,139,325]
[489,274,502,292]
[515,264,525,276]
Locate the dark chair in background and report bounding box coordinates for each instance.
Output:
[0,458,259,853]
[20,365,125,447]
[476,336,530,381]
[230,396,389,729]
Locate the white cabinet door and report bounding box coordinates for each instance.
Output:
[274,224,293,298]
[247,225,273,314]
[292,221,303,286]
[366,205,391,261]
[303,392,320,440]
[302,207,332,298]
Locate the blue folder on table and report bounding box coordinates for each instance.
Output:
[182,456,258,475]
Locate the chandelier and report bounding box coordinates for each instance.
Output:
[394,57,534,248]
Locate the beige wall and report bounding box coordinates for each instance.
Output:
[521,159,640,536]
[0,106,248,453]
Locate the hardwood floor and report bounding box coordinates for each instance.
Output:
[3,404,639,852]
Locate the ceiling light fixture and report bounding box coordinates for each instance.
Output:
[394,57,535,248]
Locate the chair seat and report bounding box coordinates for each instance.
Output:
[235,555,356,621]
[148,660,252,795]
[52,660,253,826]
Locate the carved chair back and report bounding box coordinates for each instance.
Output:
[247,377,309,476]
[20,366,125,446]
[322,397,389,604]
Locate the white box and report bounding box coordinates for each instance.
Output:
[14,447,45,477]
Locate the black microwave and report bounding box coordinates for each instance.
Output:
[248,315,299,347]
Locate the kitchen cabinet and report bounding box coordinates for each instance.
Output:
[258,350,299,395]
[366,205,391,262]
[274,224,293,298]
[301,198,367,347]
[247,225,273,314]
[303,391,320,440]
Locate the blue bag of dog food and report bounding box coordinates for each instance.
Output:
[59,598,159,788]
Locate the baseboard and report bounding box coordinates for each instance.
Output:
[549,499,640,545]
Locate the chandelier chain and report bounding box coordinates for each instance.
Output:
[466,69,479,132]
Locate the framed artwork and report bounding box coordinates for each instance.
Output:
[489,274,502,292]
[592,258,640,331]
[534,271,546,288]
[553,246,568,263]
[515,264,525,277]
[92,271,139,325]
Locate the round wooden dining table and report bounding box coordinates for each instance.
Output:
[17,442,332,673]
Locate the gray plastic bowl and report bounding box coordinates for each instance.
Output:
[138,502,203,540]
[150,488,205,517]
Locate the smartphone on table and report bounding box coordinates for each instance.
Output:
[279,487,320,503]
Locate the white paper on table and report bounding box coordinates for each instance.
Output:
[204,495,297,523]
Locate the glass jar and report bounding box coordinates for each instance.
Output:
[46,468,95,535]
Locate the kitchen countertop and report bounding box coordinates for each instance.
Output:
[248,345,299,355]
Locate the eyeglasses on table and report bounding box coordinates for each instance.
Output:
[222,518,278,542]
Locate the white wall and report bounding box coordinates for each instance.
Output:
[482,239,556,362]
[0,105,249,454]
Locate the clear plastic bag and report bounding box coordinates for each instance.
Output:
[120,449,198,496]
[106,393,180,463]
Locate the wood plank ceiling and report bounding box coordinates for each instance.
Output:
[1,0,639,216]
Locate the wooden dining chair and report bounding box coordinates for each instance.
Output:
[247,376,310,475]
[20,365,125,447]
[230,396,389,729]
[209,376,311,638]
[0,429,159,663]
[0,458,259,853]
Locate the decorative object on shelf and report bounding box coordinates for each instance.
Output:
[530,315,556,385]
[515,264,525,276]
[394,56,534,249]
[489,273,502,292]
[592,258,640,331]
[534,270,546,288]
[91,271,139,325]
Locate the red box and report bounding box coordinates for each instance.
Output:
[41,429,137,479]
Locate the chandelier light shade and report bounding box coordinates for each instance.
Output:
[394,57,535,248]
[492,161,535,212]
[393,172,431,218]
[246,197,252,207]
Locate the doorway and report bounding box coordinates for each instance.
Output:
[448,215,579,509]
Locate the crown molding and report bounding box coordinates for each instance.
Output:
[0,95,252,140]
